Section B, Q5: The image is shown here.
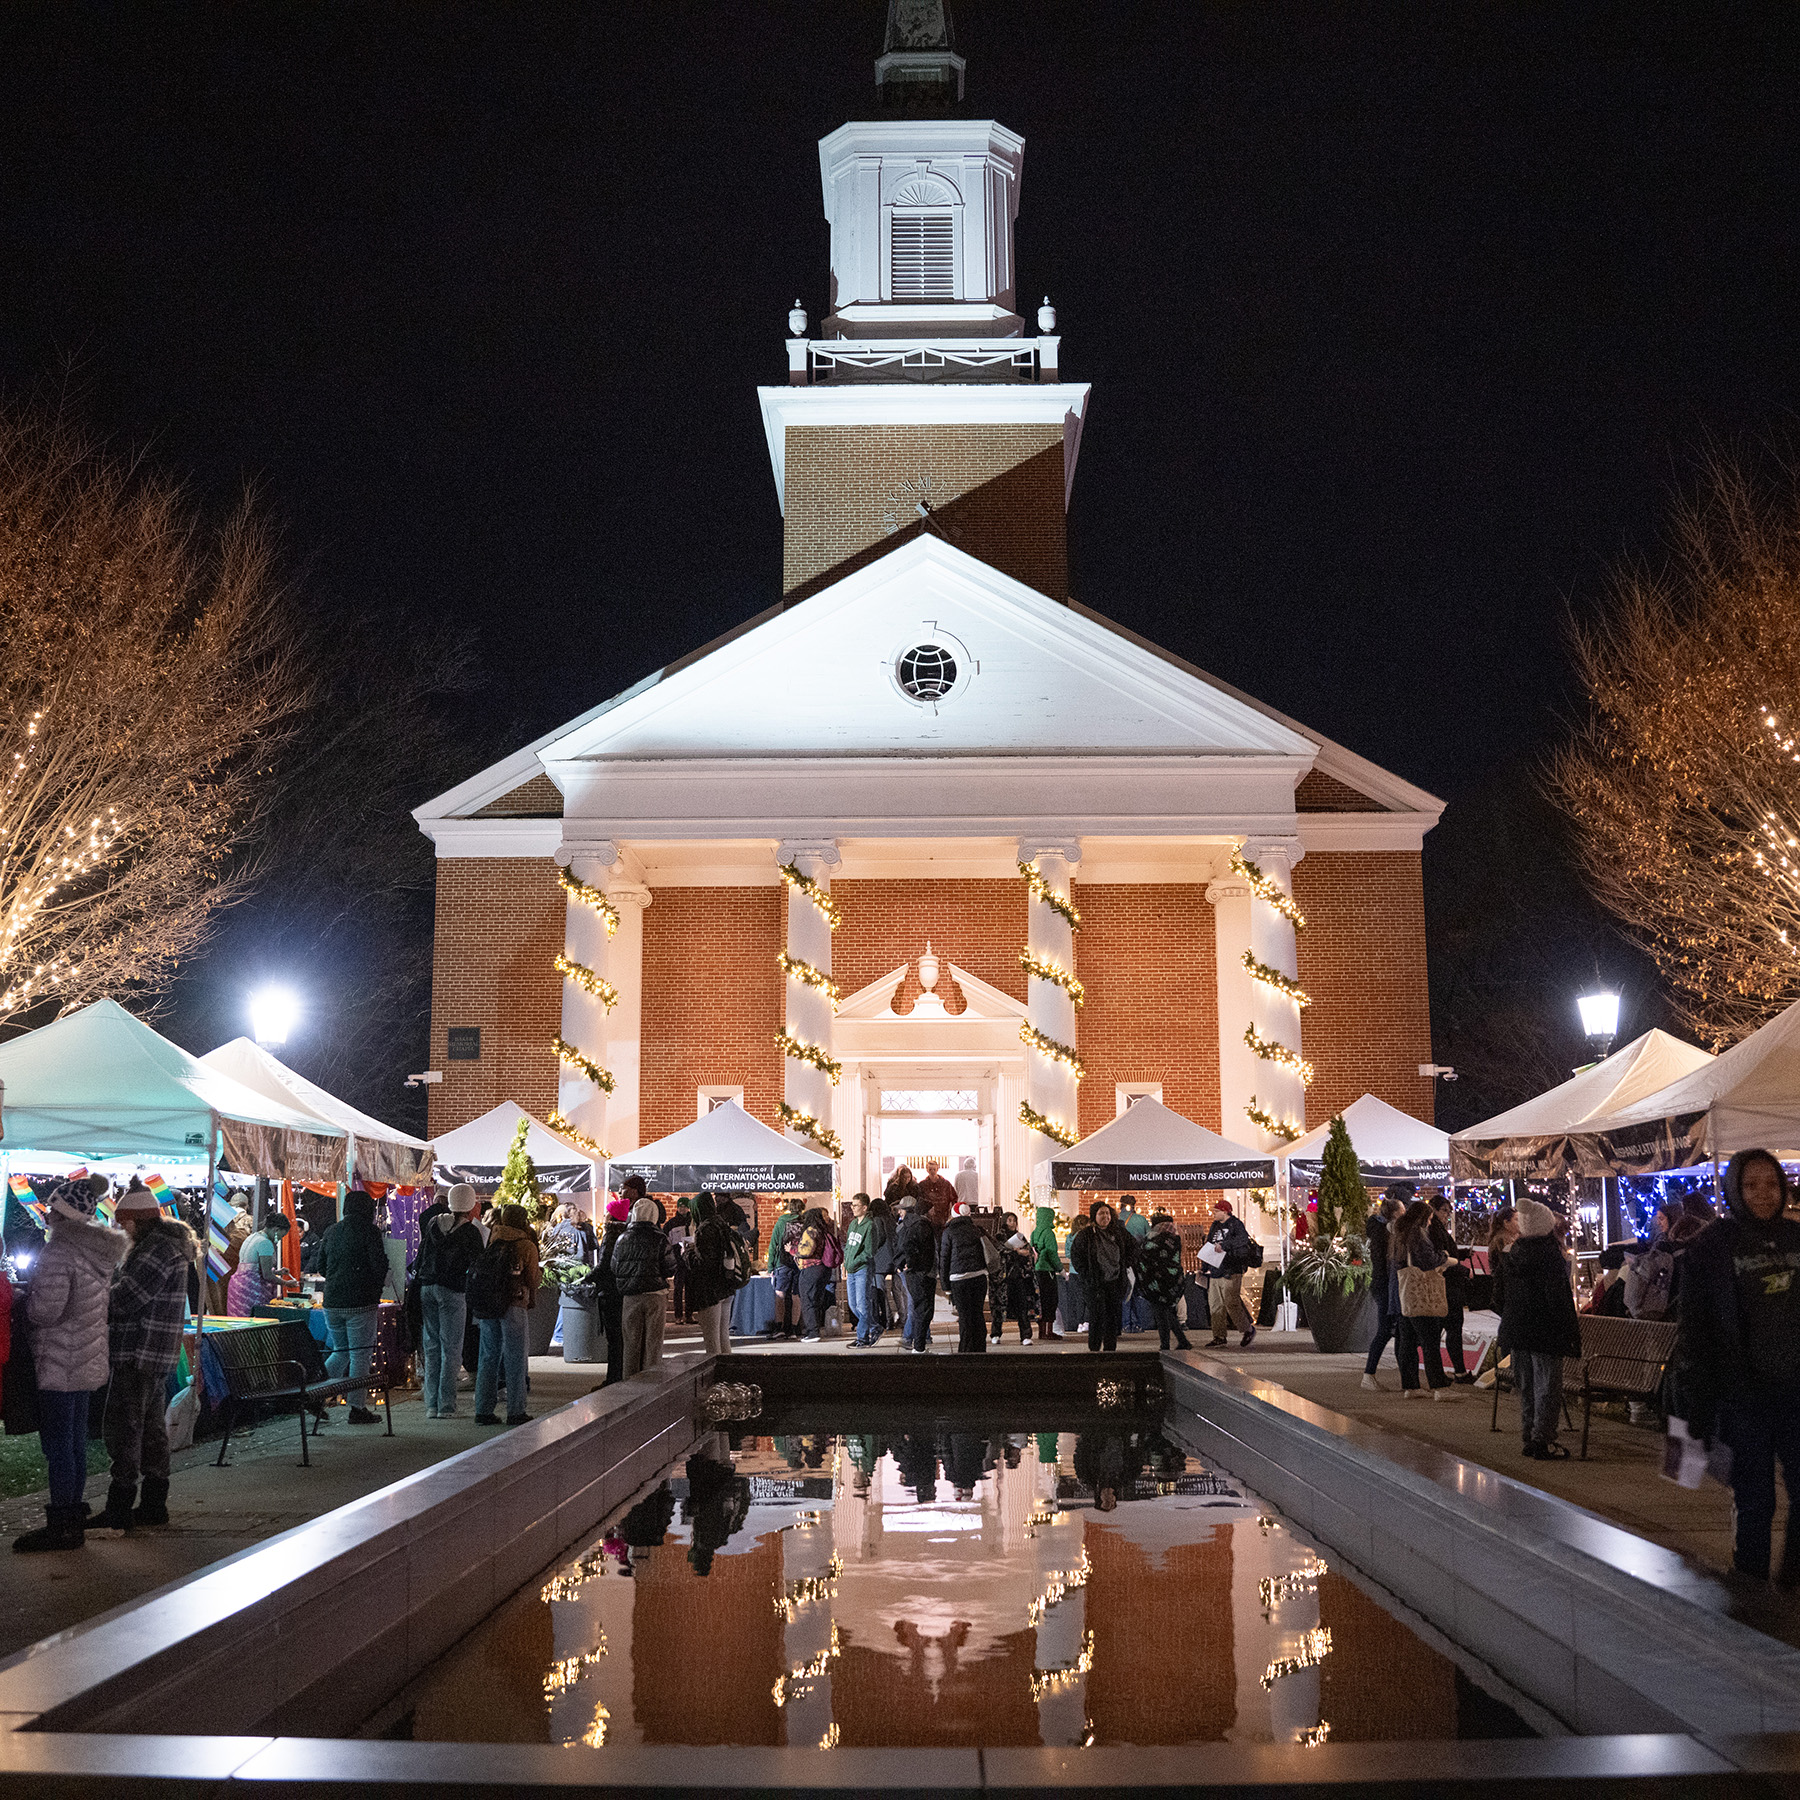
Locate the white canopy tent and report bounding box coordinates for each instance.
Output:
[607,1099,836,1195]
[1449,1028,1716,1183]
[1039,1097,1276,1192]
[1570,996,1800,1174]
[200,1037,430,1186]
[1281,1094,1450,1186]
[431,1101,599,1195]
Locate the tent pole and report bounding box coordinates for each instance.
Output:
[197,1112,216,1389]
[1711,1107,1721,1206]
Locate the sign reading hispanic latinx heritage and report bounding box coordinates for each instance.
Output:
[606,1159,835,1195]
[1049,1157,1277,1191]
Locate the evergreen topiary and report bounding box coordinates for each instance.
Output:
[493,1118,545,1218]
[1315,1114,1370,1241]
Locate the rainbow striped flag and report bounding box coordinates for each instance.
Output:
[207,1176,234,1280]
[145,1173,179,1221]
[8,1173,46,1231]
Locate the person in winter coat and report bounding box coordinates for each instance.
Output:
[792,1207,840,1342]
[14,1175,125,1554]
[762,1196,804,1341]
[894,1194,939,1353]
[317,1192,392,1425]
[93,1186,197,1532]
[1140,1212,1192,1350]
[473,1203,542,1425]
[917,1160,958,1229]
[686,1192,737,1357]
[1360,1193,1405,1389]
[991,1211,1034,1345]
[1202,1201,1258,1348]
[937,1201,993,1354]
[1392,1199,1457,1398]
[1069,1202,1137,1354]
[594,1196,630,1386]
[844,1193,892,1348]
[1427,1194,1477,1380]
[1672,1149,1800,1582]
[612,1197,677,1377]
[1501,1197,1581,1457]
[1031,1206,1065,1340]
[417,1184,483,1419]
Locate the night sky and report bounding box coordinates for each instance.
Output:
[2,2,1796,1120]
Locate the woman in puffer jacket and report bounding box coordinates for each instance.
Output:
[16,1175,127,1554]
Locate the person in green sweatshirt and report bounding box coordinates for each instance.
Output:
[1031,1205,1065,1341]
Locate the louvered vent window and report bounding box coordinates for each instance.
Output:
[890,211,955,300]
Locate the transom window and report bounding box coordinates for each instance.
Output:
[890,211,955,300]
[880,1089,979,1113]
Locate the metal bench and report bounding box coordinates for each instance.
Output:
[1489,1313,1678,1459]
[206,1318,398,1467]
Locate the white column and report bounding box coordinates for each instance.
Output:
[778,839,840,1148]
[1018,840,1080,1205]
[556,847,617,1147]
[602,878,651,1157]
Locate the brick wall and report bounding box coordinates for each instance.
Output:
[1293,850,1435,1127]
[426,857,563,1136]
[1075,884,1220,1139]
[641,887,785,1145]
[1294,769,1385,813]
[833,877,1029,1010]
[783,424,1068,601]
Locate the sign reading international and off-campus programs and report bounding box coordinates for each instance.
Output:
[1048,1158,1277,1191]
[605,1161,836,1195]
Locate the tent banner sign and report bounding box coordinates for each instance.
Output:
[435,1160,595,1195]
[1289,1155,1451,1184]
[1049,1157,1277,1191]
[607,1160,834,1195]
[1451,1112,1710,1183]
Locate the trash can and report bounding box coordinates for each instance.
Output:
[560,1292,601,1363]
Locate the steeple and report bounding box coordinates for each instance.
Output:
[877,0,964,115]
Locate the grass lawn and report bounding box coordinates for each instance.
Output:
[0,1433,109,1500]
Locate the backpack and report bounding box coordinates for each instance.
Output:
[720,1232,752,1293]
[466,1237,518,1320]
[1623,1244,1674,1318]
[796,1225,821,1261]
[1243,1238,1265,1269]
[820,1229,842,1269]
[979,1230,1003,1278]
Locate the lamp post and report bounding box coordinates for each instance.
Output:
[249,986,298,1049]
[1576,991,1620,1063]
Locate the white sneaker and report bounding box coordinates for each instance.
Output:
[1360,1373,1384,1391]
[1432,1387,1461,1402]
[1402,1388,1425,1400]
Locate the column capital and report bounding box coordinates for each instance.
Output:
[1205,876,1251,907]
[776,838,841,878]
[1017,838,1082,873]
[1240,835,1305,874]
[607,881,652,912]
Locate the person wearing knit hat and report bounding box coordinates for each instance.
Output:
[594,1193,631,1386]
[1499,1195,1580,1459]
[14,1176,128,1553]
[416,1184,485,1418]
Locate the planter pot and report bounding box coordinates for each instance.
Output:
[1301,1284,1376,1355]
[528,1281,560,1357]
[559,1293,601,1363]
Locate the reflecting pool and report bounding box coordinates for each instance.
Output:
[375,1416,1532,1749]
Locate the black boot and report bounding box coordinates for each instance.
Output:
[133,1477,171,1528]
[90,1479,138,1532]
[13,1503,85,1553]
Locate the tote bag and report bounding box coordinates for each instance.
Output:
[1397,1253,1448,1319]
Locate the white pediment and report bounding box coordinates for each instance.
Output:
[836,960,1028,1022]
[541,536,1317,763]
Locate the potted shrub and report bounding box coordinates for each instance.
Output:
[545,1254,601,1362]
[1284,1115,1377,1353]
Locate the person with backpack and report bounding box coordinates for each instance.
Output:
[13,1175,125,1554]
[612,1197,677,1376]
[417,1184,483,1418]
[1202,1200,1260,1348]
[762,1196,804,1341]
[793,1206,840,1342]
[469,1203,540,1426]
[894,1192,939,1353]
[1140,1210,1192,1351]
[317,1191,392,1427]
[594,1195,630,1386]
[938,1200,993,1354]
[1069,1201,1137,1354]
[686,1192,741,1356]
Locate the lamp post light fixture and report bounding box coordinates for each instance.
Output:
[1576,991,1620,1061]
[249,986,299,1048]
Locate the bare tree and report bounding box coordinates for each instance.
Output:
[1548,454,1800,1046]
[0,405,307,1020]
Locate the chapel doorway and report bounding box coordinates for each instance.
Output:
[860,1078,994,1205]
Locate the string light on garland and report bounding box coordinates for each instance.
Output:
[1019,860,1082,931]
[557,866,620,936]
[554,953,619,1010]
[776,1101,844,1158]
[1242,950,1311,1007]
[1020,1100,1080,1147]
[553,1035,616,1093]
[776,951,842,1005]
[1244,1023,1314,1086]
[1021,1021,1086,1081]
[1231,850,1306,931]
[546,1110,609,1160]
[1246,1096,1302,1141]
[778,862,841,928]
[775,1027,842,1084]
[1019,949,1086,1007]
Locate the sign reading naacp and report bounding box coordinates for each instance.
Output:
[606,1160,835,1195]
[1048,1157,1277,1190]
[1288,1155,1452,1184]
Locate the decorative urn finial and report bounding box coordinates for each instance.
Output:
[1037,295,1056,333]
[788,299,808,337]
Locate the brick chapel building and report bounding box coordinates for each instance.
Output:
[415,21,1443,1236]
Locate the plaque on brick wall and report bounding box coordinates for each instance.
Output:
[447,1027,481,1062]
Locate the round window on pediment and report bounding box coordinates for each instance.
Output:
[889,631,971,709]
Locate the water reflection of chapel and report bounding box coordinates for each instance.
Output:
[415,4,1442,1234]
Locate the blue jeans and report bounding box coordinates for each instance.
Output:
[37,1388,90,1506]
[324,1304,378,1409]
[848,1268,873,1342]
[421,1286,467,1415]
[475,1305,529,1421]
